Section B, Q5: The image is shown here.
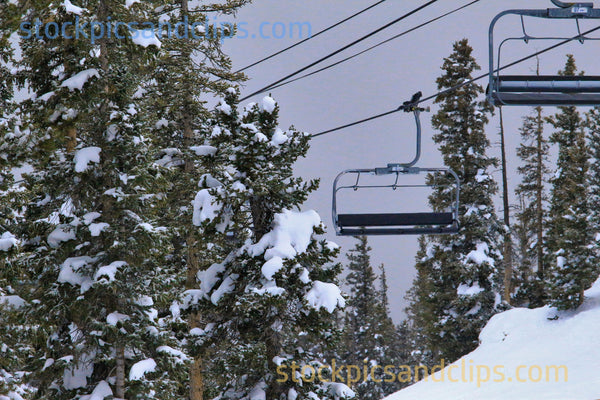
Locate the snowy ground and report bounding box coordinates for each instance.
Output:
[385,278,600,400]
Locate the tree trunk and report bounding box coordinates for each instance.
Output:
[66,125,77,153]
[535,106,545,282]
[188,309,204,400]
[250,195,274,241]
[265,327,284,400]
[249,195,282,398]
[186,232,204,400]
[178,2,205,398]
[499,108,513,304]
[115,342,126,399]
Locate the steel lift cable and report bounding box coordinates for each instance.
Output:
[238,0,441,102]
[264,0,483,93]
[235,0,388,73]
[312,23,600,138]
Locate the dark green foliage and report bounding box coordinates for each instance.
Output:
[340,237,402,399]
[513,107,550,307]
[185,93,348,400]
[406,39,504,365]
[545,56,598,310]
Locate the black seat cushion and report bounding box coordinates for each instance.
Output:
[338,212,454,227]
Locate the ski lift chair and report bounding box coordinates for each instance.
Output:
[488,1,600,106]
[331,93,461,236]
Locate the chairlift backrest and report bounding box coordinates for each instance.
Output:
[332,166,460,236]
[488,3,600,106]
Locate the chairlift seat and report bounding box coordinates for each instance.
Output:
[488,6,600,106]
[337,212,458,236]
[332,165,461,236]
[490,75,600,105]
[338,212,454,227]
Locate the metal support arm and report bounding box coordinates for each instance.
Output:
[551,0,593,8]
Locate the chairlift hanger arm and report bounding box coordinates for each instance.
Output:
[395,91,431,167]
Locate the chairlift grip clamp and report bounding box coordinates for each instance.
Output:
[399,91,430,113]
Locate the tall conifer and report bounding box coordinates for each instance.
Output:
[513,107,550,307]
[406,39,504,364]
[182,93,350,400]
[545,55,597,310]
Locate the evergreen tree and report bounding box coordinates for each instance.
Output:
[513,106,550,307]
[341,237,395,400]
[141,1,250,398]
[376,265,408,394]
[545,56,597,310]
[2,0,189,397]
[406,39,504,364]
[585,107,600,284]
[182,93,350,400]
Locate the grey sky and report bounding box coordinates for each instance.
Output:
[223,0,600,322]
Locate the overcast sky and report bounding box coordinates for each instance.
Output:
[223,0,600,322]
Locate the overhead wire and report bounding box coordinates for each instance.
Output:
[311,23,600,138]
[235,0,388,73]
[239,0,441,102]
[264,0,482,93]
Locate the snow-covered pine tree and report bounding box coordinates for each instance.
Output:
[585,107,600,285]
[375,266,407,394]
[182,92,350,400]
[513,106,550,307]
[406,38,504,364]
[3,0,190,397]
[545,55,597,310]
[340,236,397,400]
[0,11,34,397]
[140,1,251,398]
[0,229,38,399]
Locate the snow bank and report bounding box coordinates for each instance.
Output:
[48,225,76,248]
[58,256,94,293]
[190,145,217,156]
[0,232,17,251]
[261,96,277,113]
[247,210,321,260]
[94,261,127,283]
[0,295,26,308]
[465,242,494,266]
[305,281,345,313]
[106,312,129,326]
[80,381,112,400]
[192,189,221,226]
[61,69,99,91]
[63,0,84,14]
[74,146,101,172]
[130,29,161,48]
[129,358,156,380]
[384,277,600,400]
